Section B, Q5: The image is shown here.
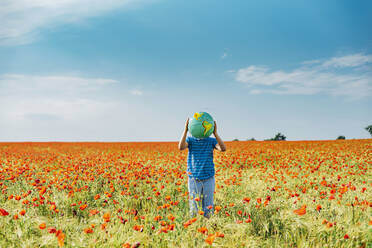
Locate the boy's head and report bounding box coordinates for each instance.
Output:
[188,112,214,138]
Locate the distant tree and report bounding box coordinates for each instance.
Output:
[273,133,286,141]
[365,125,372,137]
[337,136,346,140]
[265,133,286,141]
[232,138,239,141]
[247,137,256,141]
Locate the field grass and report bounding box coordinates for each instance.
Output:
[0,140,371,247]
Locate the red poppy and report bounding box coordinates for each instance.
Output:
[205,234,216,245]
[293,205,306,216]
[0,208,9,216]
[197,227,208,234]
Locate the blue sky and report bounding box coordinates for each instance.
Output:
[0,0,371,141]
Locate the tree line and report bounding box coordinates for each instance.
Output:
[231,125,372,141]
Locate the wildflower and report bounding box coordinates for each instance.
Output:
[57,231,65,247]
[103,212,110,222]
[0,208,9,216]
[205,233,216,245]
[132,242,140,248]
[89,209,99,216]
[133,225,144,232]
[101,223,107,230]
[39,223,46,229]
[293,205,306,216]
[316,205,322,211]
[79,204,87,210]
[197,227,208,234]
[183,217,197,228]
[84,227,93,234]
[154,216,162,221]
[167,214,175,221]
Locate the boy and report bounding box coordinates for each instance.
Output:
[178,118,226,218]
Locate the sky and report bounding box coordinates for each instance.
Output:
[0,0,371,141]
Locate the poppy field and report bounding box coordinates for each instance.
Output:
[0,140,371,247]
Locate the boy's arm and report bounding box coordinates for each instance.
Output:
[178,118,189,150]
[213,121,226,152]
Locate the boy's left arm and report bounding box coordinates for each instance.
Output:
[213,121,226,152]
[178,118,189,150]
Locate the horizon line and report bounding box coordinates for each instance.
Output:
[0,138,370,143]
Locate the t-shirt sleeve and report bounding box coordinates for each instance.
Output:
[212,138,218,149]
[186,136,192,148]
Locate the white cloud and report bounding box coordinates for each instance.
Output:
[130,89,143,96]
[322,53,372,68]
[0,74,120,121]
[301,59,321,65]
[0,73,170,141]
[0,0,153,45]
[221,52,228,59]
[0,74,117,95]
[0,73,144,141]
[249,89,262,94]
[235,53,372,98]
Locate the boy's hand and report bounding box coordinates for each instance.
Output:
[185,118,189,132]
[179,118,189,150]
[213,121,226,152]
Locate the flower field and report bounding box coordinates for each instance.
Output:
[0,140,371,247]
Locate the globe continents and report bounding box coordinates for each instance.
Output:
[188,112,215,138]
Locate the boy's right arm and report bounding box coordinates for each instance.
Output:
[213,121,226,152]
[178,118,189,150]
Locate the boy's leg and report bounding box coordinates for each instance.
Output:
[201,176,215,218]
[188,176,202,217]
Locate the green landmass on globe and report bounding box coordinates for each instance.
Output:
[188,112,214,138]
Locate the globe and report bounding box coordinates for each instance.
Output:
[188,112,215,138]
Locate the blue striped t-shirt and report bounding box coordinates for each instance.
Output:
[186,136,218,180]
